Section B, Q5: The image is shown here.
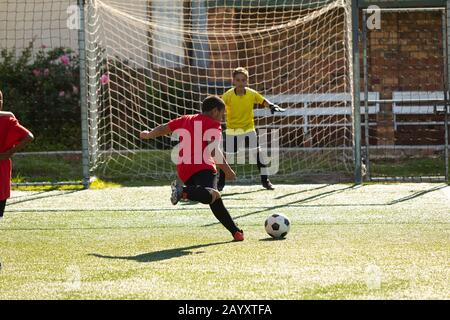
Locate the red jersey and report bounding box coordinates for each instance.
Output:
[168,114,222,183]
[0,116,32,200]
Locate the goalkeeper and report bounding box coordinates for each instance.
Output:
[218,67,285,191]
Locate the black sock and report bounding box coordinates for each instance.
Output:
[256,149,271,183]
[260,175,268,184]
[182,186,212,204]
[210,198,240,234]
[0,200,6,218]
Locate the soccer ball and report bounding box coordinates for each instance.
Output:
[265,213,290,239]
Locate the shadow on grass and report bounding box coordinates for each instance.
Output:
[203,183,448,228]
[89,241,232,263]
[274,184,331,200]
[221,188,267,198]
[9,189,55,199]
[387,185,448,205]
[259,237,287,242]
[202,184,357,227]
[179,200,200,206]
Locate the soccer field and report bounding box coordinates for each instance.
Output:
[0,183,449,300]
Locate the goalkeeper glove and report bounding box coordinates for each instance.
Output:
[270,104,286,114]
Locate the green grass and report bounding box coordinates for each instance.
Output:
[0,184,449,299]
[371,158,446,177]
[12,154,83,183]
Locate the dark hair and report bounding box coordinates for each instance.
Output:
[202,95,225,112]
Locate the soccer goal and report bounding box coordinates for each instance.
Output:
[80,0,360,184]
[1,0,365,186]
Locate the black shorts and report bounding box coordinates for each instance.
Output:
[185,170,218,189]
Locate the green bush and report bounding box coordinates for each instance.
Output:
[0,41,81,151]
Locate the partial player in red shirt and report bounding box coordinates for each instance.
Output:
[0,90,34,219]
[140,96,244,241]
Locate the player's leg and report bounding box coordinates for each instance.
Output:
[0,199,6,219]
[207,171,242,239]
[182,185,213,204]
[210,197,243,241]
[185,170,243,240]
[253,132,274,190]
[171,174,221,205]
[170,178,211,205]
[257,151,274,190]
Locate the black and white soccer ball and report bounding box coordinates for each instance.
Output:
[265,213,290,239]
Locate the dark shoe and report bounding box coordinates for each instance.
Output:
[170,180,183,205]
[262,179,275,190]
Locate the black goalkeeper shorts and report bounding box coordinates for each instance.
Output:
[223,131,260,154]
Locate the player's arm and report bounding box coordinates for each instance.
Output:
[262,99,285,114]
[140,124,172,140]
[0,132,34,160]
[213,148,236,181]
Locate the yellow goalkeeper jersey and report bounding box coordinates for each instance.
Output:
[222,87,266,135]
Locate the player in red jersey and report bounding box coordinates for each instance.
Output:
[140,95,244,241]
[0,90,34,220]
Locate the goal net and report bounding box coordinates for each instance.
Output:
[361,7,449,183]
[85,0,355,182]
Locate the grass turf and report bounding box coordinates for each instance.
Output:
[0,184,449,299]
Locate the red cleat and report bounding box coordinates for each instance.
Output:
[233,230,244,241]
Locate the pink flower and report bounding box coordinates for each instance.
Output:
[43,68,50,76]
[40,44,47,49]
[59,91,65,97]
[60,54,70,66]
[100,73,110,85]
[33,69,41,77]
[72,85,79,94]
